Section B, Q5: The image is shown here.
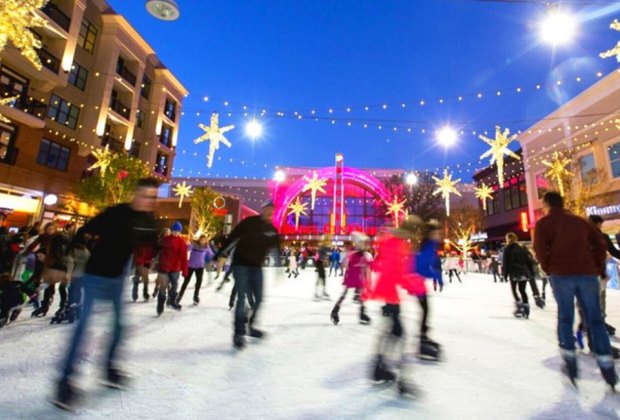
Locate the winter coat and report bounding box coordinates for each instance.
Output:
[416,240,442,282]
[502,243,535,281]
[134,243,157,267]
[216,215,280,268]
[158,235,188,276]
[343,250,372,289]
[364,232,425,304]
[188,244,210,269]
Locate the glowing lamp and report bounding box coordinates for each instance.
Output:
[437,127,458,147]
[540,8,577,46]
[273,170,286,183]
[146,0,180,21]
[245,119,263,139]
[520,211,529,233]
[43,194,58,206]
[405,173,418,186]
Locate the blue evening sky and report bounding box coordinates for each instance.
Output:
[108,0,620,180]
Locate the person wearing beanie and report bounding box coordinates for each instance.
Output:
[156,221,188,315]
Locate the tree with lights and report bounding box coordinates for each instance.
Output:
[446,203,484,259]
[190,187,225,240]
[78,151,150,211]
[0,0,49,70]
[382,173,445,222]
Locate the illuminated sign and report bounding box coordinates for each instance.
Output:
[520,211,529,232]
[586,205,620,217]
[0,193,39,213]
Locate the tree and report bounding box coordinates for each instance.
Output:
[190,187,224,240]
[78,151,150,211]
[382,173,445,222]
[446,202,484,257]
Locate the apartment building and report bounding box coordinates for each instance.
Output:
[0,0,188,228]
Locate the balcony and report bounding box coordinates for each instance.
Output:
[109,97,131,120]
[37,48,61,74]
[0,147,19,166]
[116,66,137,87]
[0,86,47,120]
[41,3,71,32]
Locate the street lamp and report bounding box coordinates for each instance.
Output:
[245,119,263,140]
[273,169,286,183]
[540,7,577,46]
[405,173,418,186]
[437,126,458,147]
[146,0,180,21]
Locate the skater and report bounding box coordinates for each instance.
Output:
[315,240,331,299]
[502,233,535,319]
[215,201,280,350]
[489,254,503,283]
[54,178,158,410]
[288,248,299,278]
[156,221,187,315]
[534,192,617,389]
[151,227,171,300]
[330,232,372,326]
[416,221,443,293]
[178,235,210,305]
[215,251,234,291]
[445,256,462,283]
[365,218,425,396]
[132,241,156,302]
[329,247,341,277]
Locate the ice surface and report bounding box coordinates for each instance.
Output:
[1,269,620,419]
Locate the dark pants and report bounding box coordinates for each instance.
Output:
[510,280,529,304]
[316,261,326,289]
[158,272,180,305]
[232,265,263,336]
[550,275,611,357]
[448,269,461,283]
[418,296,430,337]
[60,274,125,382]
[179,267,204,300]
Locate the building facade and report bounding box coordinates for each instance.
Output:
[0,0,187,228]
[519,70,620,233]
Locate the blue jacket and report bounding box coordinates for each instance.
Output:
[416,240,442,281]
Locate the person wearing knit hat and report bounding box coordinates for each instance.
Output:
[156,221,188,315]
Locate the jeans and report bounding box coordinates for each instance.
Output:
[329,261,339,276]
[158,272,180,304]
[550,275,611,356]
[232,265,263,336]
[60,274,125,381]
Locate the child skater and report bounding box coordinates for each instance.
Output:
[330,232,372,325]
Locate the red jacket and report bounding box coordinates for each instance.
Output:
[533,208,606,276]
[158,235,188,277]
[134,243,156,267]
[364,232,425,304]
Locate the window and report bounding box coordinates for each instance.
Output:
[67,61,88,91]
[536,173,550,199]
[140,75,152,99]
[0,67,28,97]
[159,124,173,148]
[503,176,527,211]
[486,187,500,216]
[609,142,620,178]
[78,18,97,54]
[164,97,176,121]
[136,109,146,129]
[36,139,70,171]
[47,94,80,129]
[130,141,140,158]
[579,153,597,183]
[155,152,169,176]
[0,123,16,161]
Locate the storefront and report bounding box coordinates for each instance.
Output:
[0,187,42,230]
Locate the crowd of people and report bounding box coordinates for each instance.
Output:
[1,184,620,409]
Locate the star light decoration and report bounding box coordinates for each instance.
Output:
[0,0,49,71]
[87,145,113,177]
[479,126,520,187]
[193,113,234,168]
[0,95,18,123]
[474,182,494,211]
[433,169,462,217]
[600,19,620,62]
[302,170,328,210]
[385,197,407,227]
[173,181,193,208]
[288,197,308,230]
[542,151,572,197]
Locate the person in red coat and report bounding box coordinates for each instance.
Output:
[364,217,424,396]
[132,242,156,302]
[156,222,188,315]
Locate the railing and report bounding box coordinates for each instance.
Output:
[109,98,131,119]
[42,2,71,31]
[116,66,137,86]
[0,86,47,120]
[164,107,176,122]
[0,147,19,165]
[37,48,61,74]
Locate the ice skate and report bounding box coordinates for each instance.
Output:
[522,303,530,319]
[330,306,340,325]
[193,295,200,305]
[359,307,371,325]
[534,296,545,309]
[562,353,578,387]
[233,334,246,350]
[419,337,441,361]
[31,307,47,318]
[606,323,616,337]
[397,380,416,398]
[600,366,618,391]
[156,295,165,316]
[143,287,150,302]
[322,291,331,300]
[52,380,78,412]
[372,355,396,383]
[102,368,131,390]
[248,327,265,339]
[513,303,525,318]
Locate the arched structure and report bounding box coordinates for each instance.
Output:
[273,166,393,231]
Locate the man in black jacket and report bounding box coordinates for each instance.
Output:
[216,201,280,349]
[54,178,158,411]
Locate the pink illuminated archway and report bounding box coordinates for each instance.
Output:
[273,167,393,230]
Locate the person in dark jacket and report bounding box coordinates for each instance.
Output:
[215,201,280,350]
[502,233,535,319]
[53,178,159,411]
[534,192,617,389]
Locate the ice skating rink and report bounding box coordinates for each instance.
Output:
[2,269,620,419]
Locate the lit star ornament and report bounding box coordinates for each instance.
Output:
[386,197,407,227]
[173,181,193,208]
[0,95,18,123]
[474,182,494,211]
[542,151,572,197]
[193,113,234,168]
[88,145,113,177]
[433,169,462,217]
[302,170,328,210]
[600,19,620,62]
[0,0,49,71]
[288,197,308,230]
[479,126,520,187]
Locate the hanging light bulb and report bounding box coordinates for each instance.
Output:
[146,0,180,21]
